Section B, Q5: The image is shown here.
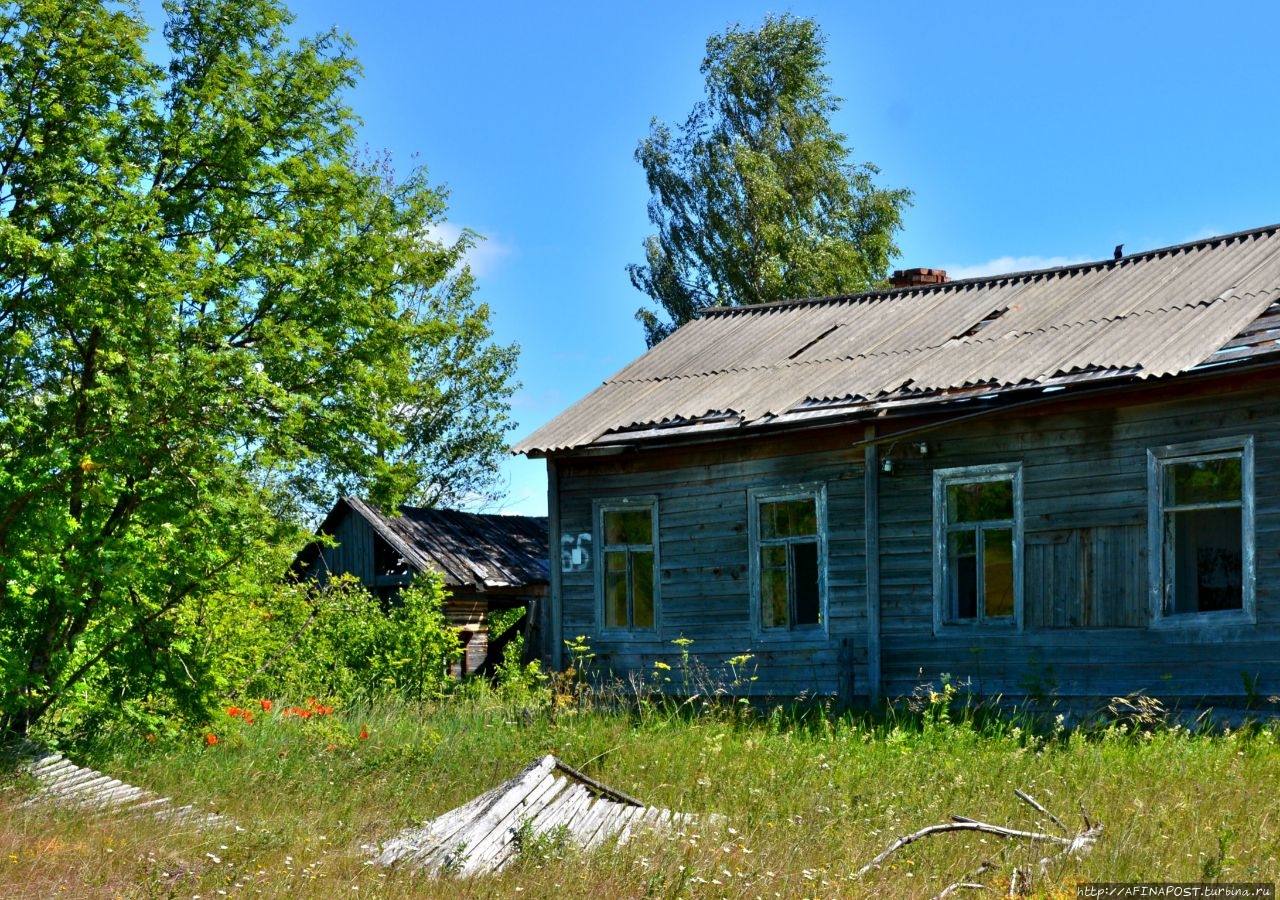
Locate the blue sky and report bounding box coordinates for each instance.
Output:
[153,2,1280,516]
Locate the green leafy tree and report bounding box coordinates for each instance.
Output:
[629,15,912,346]
[0,0,517,736]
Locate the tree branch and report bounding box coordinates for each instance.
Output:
[858,790,1102,892]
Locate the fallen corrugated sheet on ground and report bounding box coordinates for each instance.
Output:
[372,755,710,876]
[18,749,231,830]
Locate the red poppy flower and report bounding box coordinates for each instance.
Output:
[205,733,219,745]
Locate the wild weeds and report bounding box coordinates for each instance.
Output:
[7,662,1280,896]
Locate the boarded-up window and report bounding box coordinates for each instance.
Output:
[934,465,1021,629]
[1152,441,1253,619]
[597,500,658,631]
[750,486,826,633]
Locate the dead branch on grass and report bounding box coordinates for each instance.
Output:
[856,789,1102,897]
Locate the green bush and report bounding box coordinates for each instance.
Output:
[228,574,461,704]
[31,571,461,747]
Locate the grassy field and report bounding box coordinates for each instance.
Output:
[3,682,1280,898]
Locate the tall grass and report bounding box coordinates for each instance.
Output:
[4,678,1280,898]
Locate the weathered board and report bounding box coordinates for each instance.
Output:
[372,755,705,876]
[877,377,1280,703]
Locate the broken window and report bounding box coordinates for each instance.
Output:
[750,486,826,632]
[596,499,658,631]
[934,464,1021,628]
[1151,439,1253,620]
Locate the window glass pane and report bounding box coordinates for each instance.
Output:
[631,550,654,628]
[1167,507,1242,613]
[761,543,786,568]
[948,531,977,619]
[604,508,651,545]
[947,480,1013,523]
[983,528,1014,618]
[761,563,788,629]
[604,550,628,628]
[760,498,816,539]
[1167,456,1241,507]
[792,541,820,625]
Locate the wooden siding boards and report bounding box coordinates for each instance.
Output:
[550,371,1280,707]
[877,377,1280,704]
[557,444,867,699]
[322,512,377,584]
[528,227,1280,709]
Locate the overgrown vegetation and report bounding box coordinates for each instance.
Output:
[35,573,461,746]
[0,0,517,739]
[6,661,1280,897]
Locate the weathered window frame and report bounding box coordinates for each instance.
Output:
[1147,436,1255,628]
[593,496,660,635]
[932,463,1024,633]
[747,484,828,637]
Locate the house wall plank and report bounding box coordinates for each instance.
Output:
[557,445,867,699]
[879,379,1280,703]
[552,372,1280,707]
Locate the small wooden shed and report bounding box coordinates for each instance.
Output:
[297,497,550,675]
[516,224,1280,708]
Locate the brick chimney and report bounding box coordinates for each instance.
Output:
[890,267,949,288]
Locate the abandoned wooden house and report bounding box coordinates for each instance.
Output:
[515,223,1280,707]
[296,497,550,675]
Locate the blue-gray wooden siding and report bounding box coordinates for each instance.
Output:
[556,444,868,698]
[877,380,1280,704]
[554,376,1280,706]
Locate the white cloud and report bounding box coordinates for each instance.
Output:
[944,254,1092,280]
[424,222,513,279]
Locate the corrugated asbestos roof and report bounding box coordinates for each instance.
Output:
[373,755,704,876]
[341,497,549,590]
[515,224,1280,454]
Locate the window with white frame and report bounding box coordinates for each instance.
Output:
[595,499,658,631]
[749,485,826,633]
[933,464,1022,628]
[1149,438,1253,620]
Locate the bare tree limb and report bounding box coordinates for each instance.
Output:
[932,860,994,900]
[859,789,1103,895]
[1014,788,1067,834]
[855,821,1071,879]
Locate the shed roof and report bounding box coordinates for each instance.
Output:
[325,497,549,590]
[515,224,1280,455]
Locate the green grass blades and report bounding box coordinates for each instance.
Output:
[4,688,1280,898]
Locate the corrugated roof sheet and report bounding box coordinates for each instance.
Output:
[343,498,549,590]
[373,755,704,876]
[515,224,1280,454]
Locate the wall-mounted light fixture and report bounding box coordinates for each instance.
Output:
[915,441,929,456]
[881,457,894,474]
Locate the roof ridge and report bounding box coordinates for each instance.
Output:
[700,223,1280,318]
